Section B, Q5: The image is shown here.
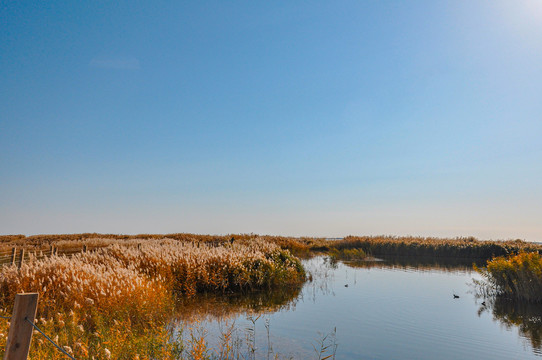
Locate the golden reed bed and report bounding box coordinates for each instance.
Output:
[0,238,305,359]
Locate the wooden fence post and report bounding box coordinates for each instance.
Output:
[10,248,16,266]
[17,250,25,270]
[3,293,39,360]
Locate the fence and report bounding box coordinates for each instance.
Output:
[0,241,149,359]
[0,239,239,359]
[0,239,226,269]
[1,293,76,360]
[0,246,83,268]
[0,243,134,269]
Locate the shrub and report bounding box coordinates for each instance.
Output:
[478,252,542,302]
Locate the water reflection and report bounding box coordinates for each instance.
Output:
[478,297,542,355]
[175,256,480,324]
[175,285,302,322]
[340,256,482,273]
[172,256,542,359]
[174,257,337,322]
[303,256,338,300]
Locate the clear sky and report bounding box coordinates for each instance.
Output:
[1,1,541,240]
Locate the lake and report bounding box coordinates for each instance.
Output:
[176,256,542,359]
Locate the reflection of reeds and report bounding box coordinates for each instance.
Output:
[477,296,542,353]
[342,256,480,273]
[328,236,540,260]
[175,285,302,323]
[329,248,366,261]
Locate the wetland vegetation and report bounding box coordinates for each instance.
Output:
[1,233,542,359]
[0,236,305,359]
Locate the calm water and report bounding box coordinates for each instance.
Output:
[177,257,542,359]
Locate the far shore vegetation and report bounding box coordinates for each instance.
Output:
[1,232,542,359]
[325,235,542,261]
[2,233,541,260]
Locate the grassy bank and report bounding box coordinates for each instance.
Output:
[0,238,305,359]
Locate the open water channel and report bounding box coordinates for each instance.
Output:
[177,256,542,359]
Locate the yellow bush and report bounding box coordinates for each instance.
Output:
[480,252,542,302]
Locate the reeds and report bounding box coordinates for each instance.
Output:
[0,238,306,359]
[0,233,318,255]
[2,233,538,261]
[329,236,541,260]
[108,239,306,295]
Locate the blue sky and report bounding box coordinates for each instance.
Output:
[1,1,541,240]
